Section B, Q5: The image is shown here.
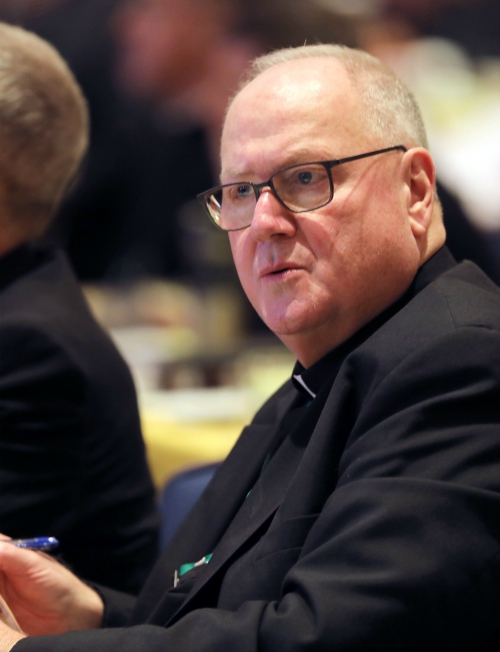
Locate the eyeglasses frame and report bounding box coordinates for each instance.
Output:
[197,145,408,231]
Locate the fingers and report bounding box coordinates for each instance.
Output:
[0,542,42,575]
[0,542,64,595]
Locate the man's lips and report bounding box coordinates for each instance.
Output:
[259,262,303,279]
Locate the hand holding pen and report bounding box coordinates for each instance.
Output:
[0,535,104,636]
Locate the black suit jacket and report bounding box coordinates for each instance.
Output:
[0,242,159,594]
[15,247,500,651]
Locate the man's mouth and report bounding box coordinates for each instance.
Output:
[260,263,302,280]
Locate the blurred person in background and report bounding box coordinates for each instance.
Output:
[374,0,500,58]
[0,22,160,594]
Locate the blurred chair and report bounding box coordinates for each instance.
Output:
[160,462,220,548]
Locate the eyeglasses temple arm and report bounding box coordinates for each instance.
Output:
[327,145,407,169]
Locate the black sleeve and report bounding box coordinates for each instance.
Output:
[0,325,87,540]
[90,584,137,628]
[0,324,159,594]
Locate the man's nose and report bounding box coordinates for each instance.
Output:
[250,189,297,241]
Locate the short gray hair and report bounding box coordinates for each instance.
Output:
[0,22,89,233]
[241,43,428,149]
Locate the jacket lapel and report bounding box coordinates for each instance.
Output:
[166,381,299,567]
[133,420,279,625]
[164,388,332,625]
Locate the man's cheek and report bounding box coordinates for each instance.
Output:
[229,235,253,282]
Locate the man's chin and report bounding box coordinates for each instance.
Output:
[259,312,312,342]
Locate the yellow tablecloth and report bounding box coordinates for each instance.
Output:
[141,416,245,489]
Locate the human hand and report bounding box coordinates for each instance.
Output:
[0,537,103,636]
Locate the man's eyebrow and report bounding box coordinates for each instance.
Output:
[220,149,332,183]
[219,167,246,182]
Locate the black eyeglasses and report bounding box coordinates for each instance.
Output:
[197,145,407,231]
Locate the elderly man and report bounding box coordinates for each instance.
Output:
[0,23,159,595]
[1,43,500,652]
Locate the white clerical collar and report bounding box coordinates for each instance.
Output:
[292,373,317,399]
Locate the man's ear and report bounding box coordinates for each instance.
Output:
[404,148,435,238]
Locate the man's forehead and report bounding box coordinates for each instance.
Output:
[221,58,361,177]
[223,57,357,146]
[232,57,351,112]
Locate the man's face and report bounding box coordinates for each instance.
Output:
[112,0,226,101]
[222,58,423,366]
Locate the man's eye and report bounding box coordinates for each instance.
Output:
[224,184,253,203]
[286,166,326,187]
[297,171,313,185]
[236,184,253,199]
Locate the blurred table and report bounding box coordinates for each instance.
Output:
[139,387,260,489]
[93,317,295,489]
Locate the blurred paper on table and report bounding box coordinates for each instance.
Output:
[0,593,22,633]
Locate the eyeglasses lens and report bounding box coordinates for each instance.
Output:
[210,184,254,230]
[274,164,331,212]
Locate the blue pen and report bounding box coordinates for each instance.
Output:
[9,537,59,551]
